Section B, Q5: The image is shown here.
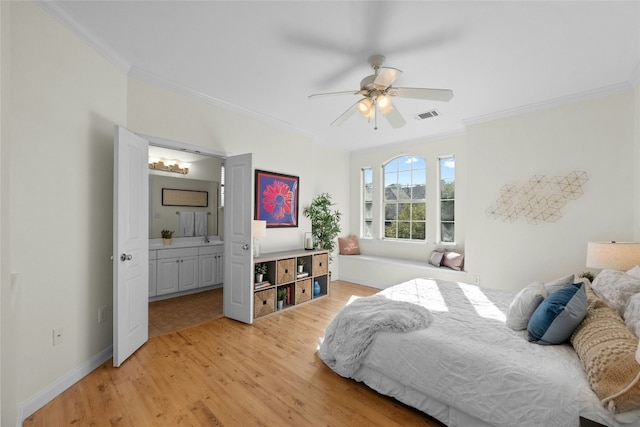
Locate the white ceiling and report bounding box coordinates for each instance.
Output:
[45,1,640,152]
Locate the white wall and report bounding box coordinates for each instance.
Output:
[1,2,127,425]
[466,91,635,292]
[347,90,636,292]
[126,77,350,257]
[0,5,352,424]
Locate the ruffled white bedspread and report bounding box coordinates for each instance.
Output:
[338,278,631,427]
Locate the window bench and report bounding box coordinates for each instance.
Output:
[338,254,467,289]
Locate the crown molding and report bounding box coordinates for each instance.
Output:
[463,81,633,128]
[36,1,130,73]
[128,66,315,140]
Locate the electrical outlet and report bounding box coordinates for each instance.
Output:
[98,306,108,324]
[52,328,63,346]
[474,275,481,285]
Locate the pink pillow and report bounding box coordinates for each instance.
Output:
[338,235,360,255]
[442,251,464,271]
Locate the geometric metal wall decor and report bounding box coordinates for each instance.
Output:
[486,170,588,224]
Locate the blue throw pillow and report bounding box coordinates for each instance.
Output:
[527,282,587,345]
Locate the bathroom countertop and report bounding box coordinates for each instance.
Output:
[149,236,223,250]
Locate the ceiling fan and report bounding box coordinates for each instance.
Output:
[309,55,453,129]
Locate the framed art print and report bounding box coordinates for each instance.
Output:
[255,169,299,228]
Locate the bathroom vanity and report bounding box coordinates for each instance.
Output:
[148,236,223,301]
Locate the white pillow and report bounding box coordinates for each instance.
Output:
[627,265,640,279]
[544,274,575,295]
[506,281,547,331]
[625,293,640,338]
[592,269,640,317]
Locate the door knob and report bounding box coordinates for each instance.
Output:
[242,244,249,250]
[120,253,132,261]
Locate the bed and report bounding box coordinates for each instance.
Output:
[318,277,640,427]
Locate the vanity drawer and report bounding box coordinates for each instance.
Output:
[198,245,223,256]
[156,247,198,259]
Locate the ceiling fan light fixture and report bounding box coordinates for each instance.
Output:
[357,98,373,118]
[376,94,392,114]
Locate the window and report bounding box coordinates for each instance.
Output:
[383,156,426,241]
[439,156,455,243]
[362,168,373,238]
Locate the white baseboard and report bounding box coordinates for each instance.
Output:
[17,346,113,426]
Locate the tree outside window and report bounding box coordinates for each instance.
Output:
[383,156,426,241]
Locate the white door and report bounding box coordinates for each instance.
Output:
[223,153,253,323]
[113,126,149,367]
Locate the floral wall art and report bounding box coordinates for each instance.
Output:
[486,170,588,224]
[255,169,299,228]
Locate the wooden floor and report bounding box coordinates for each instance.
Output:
[24,281,444,427]
[149,288,224,338]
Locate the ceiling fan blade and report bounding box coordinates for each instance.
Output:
[308,90,359,99]
[330,100,361,127]
[381,101,406,129]
[373,67,403,88]
[393,87,454,102]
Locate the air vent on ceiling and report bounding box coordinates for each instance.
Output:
[413,109,440,121]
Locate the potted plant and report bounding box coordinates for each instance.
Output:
[161,229,174,245]
[277,288,286,310]
[255,263,267,283]
[297,258,305,273]
[303,193,342,260]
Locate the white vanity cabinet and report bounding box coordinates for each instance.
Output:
[149,250,157,297]
[156,247,199,296]
[199,245,224,288]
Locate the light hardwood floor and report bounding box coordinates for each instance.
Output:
[24,281,443,427]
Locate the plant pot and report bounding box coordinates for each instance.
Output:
[298,265,304,273]
[277,300,284,310]
[255,273,264,283]
[163,238,173,245]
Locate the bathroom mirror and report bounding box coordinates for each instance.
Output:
[148,146,224,239]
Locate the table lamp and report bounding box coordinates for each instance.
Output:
[253,220,266,257]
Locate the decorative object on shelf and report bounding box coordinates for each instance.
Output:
[486,170,588,224]
[304,231,314,250]
[277,288,286,310]
[253,220,267,257]
[161,229,174,245]
[297,258,305,273]
[314,280,321,297]
[586,241,640,271]
[255,262,267,283]
[303,193,342,260]
[255,169,299,228]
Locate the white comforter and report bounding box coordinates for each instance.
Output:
[342,278,629,427]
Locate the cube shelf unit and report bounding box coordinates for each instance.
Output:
[253,249,329,320]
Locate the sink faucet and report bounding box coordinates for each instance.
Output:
[203,236,210,243]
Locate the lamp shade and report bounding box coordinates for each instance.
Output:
[586,241,640,271]
[252,220,267,238]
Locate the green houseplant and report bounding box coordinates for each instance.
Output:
[161,229,174,245]
[303,193,342,259]
[277,287,286,310]
[255,263,267,283]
